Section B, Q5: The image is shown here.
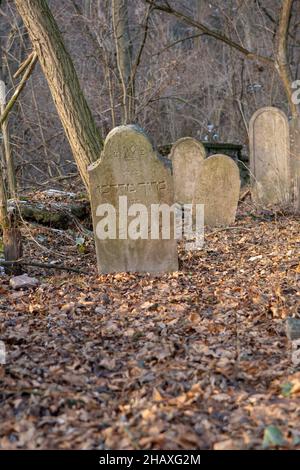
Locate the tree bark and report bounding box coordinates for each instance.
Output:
[112,0,135,123]
[0,152,8,233]
[275,0,300,212]
[14,0,103,191]
[8,198,90,229]
[276,0,299,119]
[0,150,23,275]
[0,28,22,275]
[0,81,17,198]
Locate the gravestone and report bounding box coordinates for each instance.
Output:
[170,137,206,205]
[249,107,290,207]
[88,125,178,274]
[194,154,240,227]
[290,117,300,212]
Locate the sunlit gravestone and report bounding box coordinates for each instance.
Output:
[290,117,300,212]
[88,126,179,274]
[249,107,291,207]
[170,137,206,205]
[194,154,240,227]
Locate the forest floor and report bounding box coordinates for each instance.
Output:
[0,192,300,450]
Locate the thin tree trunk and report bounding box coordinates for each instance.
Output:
[112,0,135,123]
[0,37,22,275]
[0,81,16,198]
[1,113,16,198]
[0,153,8,234]
[276,0,300,212]
[14,0,103,191]
[276,0,299,118]
[0,147,22,274]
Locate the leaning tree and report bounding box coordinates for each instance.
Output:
[14,0,104,191]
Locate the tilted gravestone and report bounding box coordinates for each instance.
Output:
[170,137,206,205]
[290,117,300,212]
[249,107,290,207]
[88,125,178,274]
[194,154,240,227]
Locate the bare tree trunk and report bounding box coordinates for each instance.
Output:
[276,0,299,118]
[275,0,300,212]
[112,0,135,123]
[0,147,22,274]
[2,226,23,275]
[0,81,16,198]
[0,36,22,274]
[14,0,103,191]
[1,114,16,198]
[0,154,8,234]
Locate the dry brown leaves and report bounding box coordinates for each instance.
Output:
[0,195,300,449]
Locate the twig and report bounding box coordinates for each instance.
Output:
[206,226,252,238]
[13,51,35,79]
[154,32,204,56]
[0,259,90,275]
[240,189,250,201]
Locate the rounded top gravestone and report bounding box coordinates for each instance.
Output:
[289,117,300,212]
[170,137,206,205]
[194,154,241,227]
[249,107,290,207]
[88,125,178,274]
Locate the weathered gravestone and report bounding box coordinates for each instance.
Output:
[170,137,206,205]
[88,125,178,274]
[194,154,240,227]
[290,117,300,212]
[249,107,290,207]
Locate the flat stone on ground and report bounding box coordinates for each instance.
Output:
[10,274,40,290]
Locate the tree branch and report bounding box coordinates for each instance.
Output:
[0,52,38,126]
[13,51,35,79]
[154,32,204,56]
[131,5,152,84]
[145,0,275,65]
[0,259,90,275]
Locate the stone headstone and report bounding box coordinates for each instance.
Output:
[290,117,300,212]
[249,107,290,207]
[88,125,178,274]
[170,137,206,205]
[194,154,240,227]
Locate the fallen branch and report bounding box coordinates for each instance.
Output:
[240,189,250,201]
[0,259,90,275]
[8,199,90,229]
[206,226,252,238]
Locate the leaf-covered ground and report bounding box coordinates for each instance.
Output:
[0,194,300,450]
